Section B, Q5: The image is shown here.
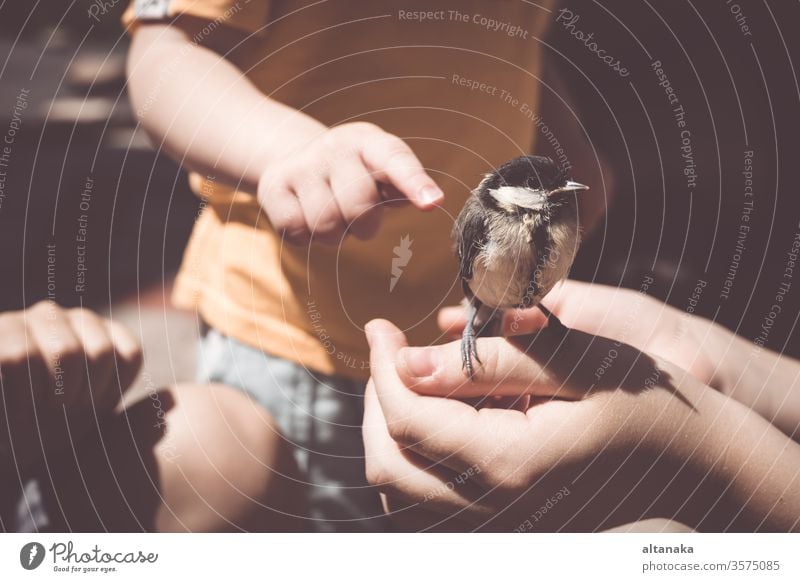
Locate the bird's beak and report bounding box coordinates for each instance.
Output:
[548,181,590,195]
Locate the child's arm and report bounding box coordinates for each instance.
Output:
[127,18,319,194]
[127,18,444,244]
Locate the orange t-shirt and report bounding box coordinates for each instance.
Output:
[124,0,555,379]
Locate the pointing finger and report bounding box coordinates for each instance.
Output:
[361,133,443,210]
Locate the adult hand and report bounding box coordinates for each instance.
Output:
[257,122,444,245]
[363,318,798,531]
[441,279,729,393]
[0,301,142,473]
[439,279,800,438]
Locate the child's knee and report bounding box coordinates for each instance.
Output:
[152,383,302,531]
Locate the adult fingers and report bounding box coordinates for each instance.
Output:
[437,305,549,338]
[66,308,116,412]
[436,305,468,339]
[24,301,85,409]
[103,318,142,394]
[363,380,486,518]
[365,319,489,473]
[437,280,653,339]
[401,325,672,404]
[395,333,576,399]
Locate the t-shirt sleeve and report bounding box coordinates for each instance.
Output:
[121,0,271,36]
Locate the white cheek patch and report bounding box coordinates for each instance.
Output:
[489,186,547,211]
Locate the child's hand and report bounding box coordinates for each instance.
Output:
[257,122,444,245]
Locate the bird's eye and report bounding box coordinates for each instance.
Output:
[525,177,540,189]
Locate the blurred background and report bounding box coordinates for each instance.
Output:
[0,0,200,392]
[0,0,798,396]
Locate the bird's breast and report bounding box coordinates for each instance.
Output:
[468,215,537,309]
[467,211,579,309]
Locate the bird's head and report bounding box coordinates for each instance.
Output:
[477,155,589,214]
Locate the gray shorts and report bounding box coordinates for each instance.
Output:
[197,328,388,532]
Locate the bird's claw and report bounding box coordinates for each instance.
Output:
[461,330,481,380]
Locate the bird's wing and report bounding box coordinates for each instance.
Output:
[453,196,488,282]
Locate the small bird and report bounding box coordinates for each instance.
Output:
[453,155,590,377]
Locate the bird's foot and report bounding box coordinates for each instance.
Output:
[461,329,481,379]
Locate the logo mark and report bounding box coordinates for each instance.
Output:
[389,235,413,292]
[20,542,45,570]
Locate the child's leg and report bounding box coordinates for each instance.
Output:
[197,329,388,532]
[37,382,304,532]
